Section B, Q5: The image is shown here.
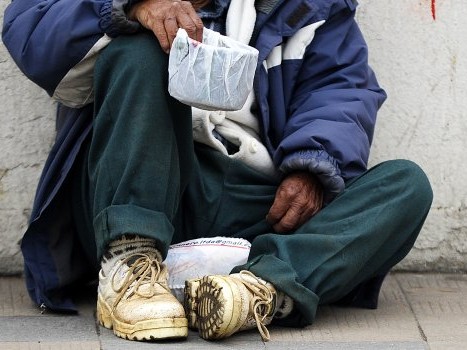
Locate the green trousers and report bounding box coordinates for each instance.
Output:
[72,33,433,327]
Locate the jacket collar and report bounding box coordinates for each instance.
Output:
[198,0,231,19]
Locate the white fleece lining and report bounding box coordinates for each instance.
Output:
[266,45,283,70]
[191,0,280,177]
[284,20,325,60]
[265,20,326,70]
[226,0,256,43]
[53,35,112,108]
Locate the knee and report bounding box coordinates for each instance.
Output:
[96,32,169,84]
[385,159,433,210]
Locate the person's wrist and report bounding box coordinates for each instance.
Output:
[127,1,143,21]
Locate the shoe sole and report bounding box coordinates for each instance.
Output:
[97,295,188,341]
[184,275,247,340]
[184,278,200,330]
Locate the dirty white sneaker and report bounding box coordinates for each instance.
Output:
[97,243,187,341]
[184,270,277,341]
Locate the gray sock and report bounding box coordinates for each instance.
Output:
[274,293,294,319]
[100,234,160,276]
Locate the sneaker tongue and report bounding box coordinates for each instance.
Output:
[125,254,157,276]
[125,255,141,267]
[123,249,161,266]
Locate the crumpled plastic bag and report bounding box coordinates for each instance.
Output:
[164,237,251,302]
[168,28,259,111]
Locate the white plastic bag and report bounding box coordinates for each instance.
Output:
[164,237,251,302]
[168,28,259,111]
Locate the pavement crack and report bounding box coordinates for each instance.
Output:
[93,308,104,350]
[417,324,428,342]
[395,275,428,343]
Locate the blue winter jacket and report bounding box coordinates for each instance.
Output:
[2,0,387,315]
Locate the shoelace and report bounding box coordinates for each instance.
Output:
[238,270,275,341]
[111,253,166,309]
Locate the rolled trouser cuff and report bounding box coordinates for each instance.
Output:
[94,204,174,259]
[232,253,319,327]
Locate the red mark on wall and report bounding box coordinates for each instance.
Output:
[431,0,436,20]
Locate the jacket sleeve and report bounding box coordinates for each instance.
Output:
[2,0,142,106]
[275,8,387,201]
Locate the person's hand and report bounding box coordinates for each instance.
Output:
[128,0,204,53]
[266,172,323,232]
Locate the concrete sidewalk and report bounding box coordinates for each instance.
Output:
[1,273,466,350]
